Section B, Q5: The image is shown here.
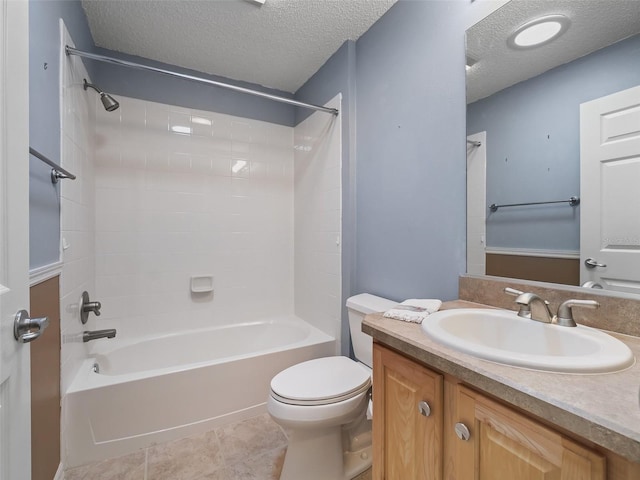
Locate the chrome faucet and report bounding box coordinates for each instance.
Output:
[511,290,554,323]
[504,288,599,327]
[83,329,116,342]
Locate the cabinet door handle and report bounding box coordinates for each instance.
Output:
[454,422,470,441]
[418,400,431,417]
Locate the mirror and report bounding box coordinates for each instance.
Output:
[465,0,640,293]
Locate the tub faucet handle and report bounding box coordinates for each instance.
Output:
[85,301,101,316]
[80,291,102,324]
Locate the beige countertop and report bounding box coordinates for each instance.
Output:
[362,300,640,463]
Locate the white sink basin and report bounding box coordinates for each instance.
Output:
[420,308,635,373]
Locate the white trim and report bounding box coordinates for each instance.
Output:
[29,261,63,286]
[54,462,65,480]
[485,247,579,259]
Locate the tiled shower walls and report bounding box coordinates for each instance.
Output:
[294,96,342,345]
[60,24,97,395]
[92,95,342,347]
[93,96,296,336]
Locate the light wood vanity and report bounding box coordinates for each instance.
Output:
[364,300,640,480]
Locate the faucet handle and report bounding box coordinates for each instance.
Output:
[556,299,600,327]
[504,287,524,297]
[80,291,102,324]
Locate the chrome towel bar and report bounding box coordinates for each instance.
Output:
[29,147,76,184]
[489,196,579,212]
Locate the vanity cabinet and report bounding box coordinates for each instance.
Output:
[445,381,605,480]
[372,343,611,480]
[372,342,443,480]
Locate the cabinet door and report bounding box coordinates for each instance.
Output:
[373,344,443,480]
[452,385,606,480]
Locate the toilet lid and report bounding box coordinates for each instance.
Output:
[270,356,371,406]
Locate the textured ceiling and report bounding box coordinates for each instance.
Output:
[466,0,640,103]
[82,0,397,93]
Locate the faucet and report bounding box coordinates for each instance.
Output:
[511,290,554,323]
[83,329,116,342]
[504,288,599,327]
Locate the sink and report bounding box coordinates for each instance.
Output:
[420,308,635,373]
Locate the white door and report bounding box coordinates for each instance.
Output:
[580,85,640,293]
[0,0,31,479]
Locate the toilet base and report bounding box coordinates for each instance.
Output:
[343,444,372,479]
[279,424,372,480]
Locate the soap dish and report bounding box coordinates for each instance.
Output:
[190,275,214,293]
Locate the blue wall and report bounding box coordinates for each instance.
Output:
[467,34,640,252]
[29,0,96,269]
[354,0,468,302]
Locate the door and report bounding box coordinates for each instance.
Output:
[0,0,31,479]
[580,85,640,293]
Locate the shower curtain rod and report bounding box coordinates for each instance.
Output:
[65,46,339,116]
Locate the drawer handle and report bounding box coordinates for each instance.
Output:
[418,400,431,417]
[455,422,470,441]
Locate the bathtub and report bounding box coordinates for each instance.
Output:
[64,315,335,468]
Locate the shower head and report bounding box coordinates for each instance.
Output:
[83,79,120,112]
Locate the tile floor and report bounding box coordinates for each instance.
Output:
[64,413,372,480]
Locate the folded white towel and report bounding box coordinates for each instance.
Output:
[383,299,442,324]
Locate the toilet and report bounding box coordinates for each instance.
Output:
[267,293,397,480]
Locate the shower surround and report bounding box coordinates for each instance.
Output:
[92,94,342,339]
[60,39,342,465]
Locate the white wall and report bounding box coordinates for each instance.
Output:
[93,96,295,336]
[59,24,97,394]
[59,24,98,462]
[294,96,342,347]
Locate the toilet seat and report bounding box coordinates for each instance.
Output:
[270,356,371,406]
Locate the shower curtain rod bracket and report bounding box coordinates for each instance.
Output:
[65,46,339,115]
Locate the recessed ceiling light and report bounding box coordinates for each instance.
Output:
[507,15,570,50]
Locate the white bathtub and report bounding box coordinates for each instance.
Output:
[64,315,335,468]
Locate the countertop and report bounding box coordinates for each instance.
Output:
[362,300,640,463]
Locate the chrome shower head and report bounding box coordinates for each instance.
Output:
[83,79,120,112]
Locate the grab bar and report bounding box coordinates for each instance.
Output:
[489,196,579,212]
[29,147,76,184]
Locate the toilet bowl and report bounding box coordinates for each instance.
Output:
[267,294,396,480]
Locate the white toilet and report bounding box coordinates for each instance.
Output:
[267,293,396,480]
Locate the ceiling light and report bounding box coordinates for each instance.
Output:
[507,15,570,50]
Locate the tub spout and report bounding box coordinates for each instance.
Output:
[83,329,116,342]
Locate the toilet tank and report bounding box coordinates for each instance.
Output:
[346,293,397,368]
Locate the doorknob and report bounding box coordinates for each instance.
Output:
[585,258,607,269]
[14,310,50,343]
